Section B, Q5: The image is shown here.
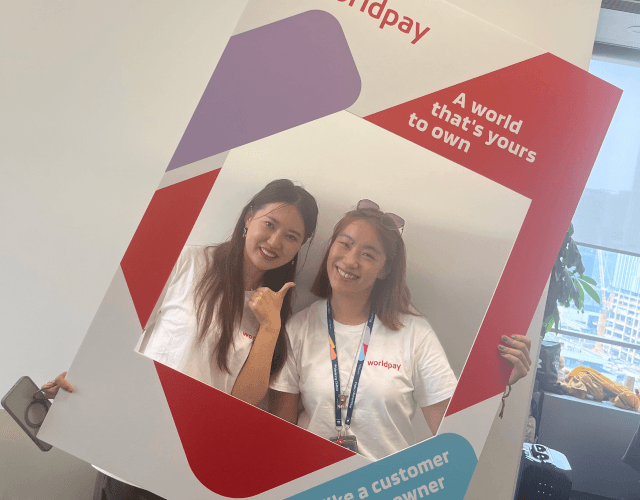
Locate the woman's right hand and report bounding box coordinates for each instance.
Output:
[41,372,73,399]
[248,283,295,333]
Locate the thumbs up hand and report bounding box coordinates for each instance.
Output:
[248,283,295,334]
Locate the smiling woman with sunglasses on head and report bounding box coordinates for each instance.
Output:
[269,200,531,461]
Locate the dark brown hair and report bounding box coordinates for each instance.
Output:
[194,179,318,375]
[310,208,418,330]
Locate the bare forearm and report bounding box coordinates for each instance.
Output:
[231,325,279,406]
[421,398,450,435]
[268,389,299,424]
[268,390,299,424]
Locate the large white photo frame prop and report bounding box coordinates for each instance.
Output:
[39,1,621,498]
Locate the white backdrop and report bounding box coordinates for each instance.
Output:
[183,112,530,377]
[0,0,249,394]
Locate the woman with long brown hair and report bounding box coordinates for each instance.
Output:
[269,201,531,460]
[42,179,319,500]
[136,178,319,405]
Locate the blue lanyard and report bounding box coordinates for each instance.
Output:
[326,300,375,429]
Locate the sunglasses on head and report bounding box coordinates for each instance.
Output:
[356,199,404,235]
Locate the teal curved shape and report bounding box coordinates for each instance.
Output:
[288,433,478,500]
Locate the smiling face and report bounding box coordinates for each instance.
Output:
[327,219,387,301]
[243,203,306,276]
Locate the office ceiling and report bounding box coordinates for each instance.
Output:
[597,0,640,49]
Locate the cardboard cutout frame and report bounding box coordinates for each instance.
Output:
[38,3,621,499]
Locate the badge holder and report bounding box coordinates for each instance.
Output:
[330,425,358,453]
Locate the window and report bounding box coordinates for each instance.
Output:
[553,55,640,392]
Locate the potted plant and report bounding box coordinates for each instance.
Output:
[541,223,601,337]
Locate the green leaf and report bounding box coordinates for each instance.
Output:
[546,222,594,328]
[579,275,597,286]
[544,316,555,334]
[579,280,601,304]
[569,278,583,310]
[566,240,585,274]
[575,280,585,305]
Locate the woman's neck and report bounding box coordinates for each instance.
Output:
[243,256,265,291]
[330,292,370,325]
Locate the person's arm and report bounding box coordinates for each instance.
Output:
[268,389,299,424]
[419,335,533,433]
[231,283,294,406]
[231,323,281,405]
[421,398,450,435]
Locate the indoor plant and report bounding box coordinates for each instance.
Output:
[541,223,600,337]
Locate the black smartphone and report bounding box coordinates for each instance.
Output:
[1,376,53,451]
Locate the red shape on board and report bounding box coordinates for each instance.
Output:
[154,362,354,498]
[366,53,622,416]
[120,167,354,496]
[120,170,220,328]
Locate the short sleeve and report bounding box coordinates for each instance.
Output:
[136,246,203,368]
[135,249,185,354]
[269,312,306,394]
[411,319,458,408]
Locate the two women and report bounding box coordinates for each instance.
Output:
[269,201,531,460]
[44,185,530,467]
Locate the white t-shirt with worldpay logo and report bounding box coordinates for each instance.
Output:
[271,299,458,461]
[95,245,266,486]
[138,245,262,393]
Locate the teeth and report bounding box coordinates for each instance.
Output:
[261,247,277,258]
[337,267,358,280]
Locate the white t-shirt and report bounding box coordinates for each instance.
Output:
[271,299,457,461]
[100,246,267,486]
[137,245,261,394]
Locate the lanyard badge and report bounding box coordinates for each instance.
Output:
[326,301,374,452]
[338,394,348,409]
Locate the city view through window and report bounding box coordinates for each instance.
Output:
[551,58,640,395]
[554,245,640,392]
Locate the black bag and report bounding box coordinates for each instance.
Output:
[530,382,545,441]
[537,340,563,393]
[515,444,572,500]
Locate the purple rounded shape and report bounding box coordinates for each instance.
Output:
[166,10,362,171]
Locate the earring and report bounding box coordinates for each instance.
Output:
[291,260,295,265]
[242,227,247,238]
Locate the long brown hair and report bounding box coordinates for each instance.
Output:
[194,179,318,375]
[311,208,417,330]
